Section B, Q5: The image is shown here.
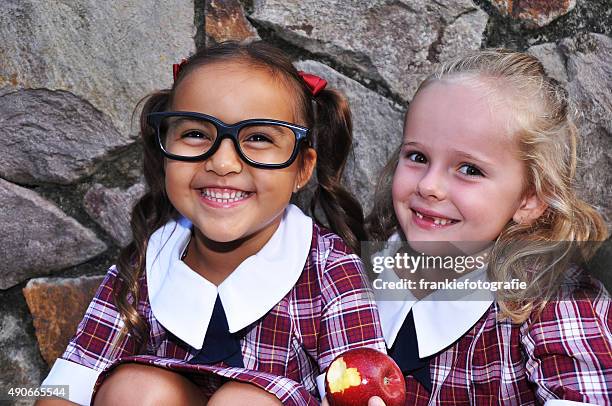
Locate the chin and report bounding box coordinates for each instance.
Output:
[194,222,245,243]
[203,231,245,244]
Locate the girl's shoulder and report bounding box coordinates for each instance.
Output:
[518,265,611,403]
[304,223,369,298]
[310,222,359,263]
[101,264,150,309]
[555,264,610,303]
[523,264,610,329]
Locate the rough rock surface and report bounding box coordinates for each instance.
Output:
[529,33,612,226]
[252,0,488,100]
[23,275,105,367]
[489,0,576,28]
[295,60,404,212]
[83,182,146,247]
[0,0,194,138]
[0,179,107,289]
[0,289,47,405]
[205,0,259,44]
[0,89,125,185]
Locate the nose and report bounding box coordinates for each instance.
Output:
[204,138,243,175]
[416,165,447,201]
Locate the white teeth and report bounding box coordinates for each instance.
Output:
[202,189,250,203]
[416,210,454,225]
[433,217,450,225]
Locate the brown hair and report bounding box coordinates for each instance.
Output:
[367,49,608,323]
[113,41,366,348]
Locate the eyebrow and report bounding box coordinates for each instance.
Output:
[244,124,288,134]
[402,141,493,167]
[168,117,214,127]
[450,149,493,167]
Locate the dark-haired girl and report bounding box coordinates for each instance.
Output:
[39,41,385,405]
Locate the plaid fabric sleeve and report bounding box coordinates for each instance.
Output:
[521,277,612,405]
[317,236,387,371]
[61,265,138,370]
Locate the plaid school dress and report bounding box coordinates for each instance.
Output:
[42,206,386,405]
[378,264,612,405]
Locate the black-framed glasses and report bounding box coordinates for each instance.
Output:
[148,112,311,169]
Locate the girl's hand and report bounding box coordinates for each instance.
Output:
[321,396,386,406]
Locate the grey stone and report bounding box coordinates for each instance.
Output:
[529,33,612,226]
[0,179,107,290]
[295,60,405,212]
[0,0,194,137]
[0,289,47,405]
[0,89,125,185]
[527,43,569,83]
[83,182,146,247]
[252,0,488,101]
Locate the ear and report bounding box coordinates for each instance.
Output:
[294,148,317,192]
[512,190,548,225]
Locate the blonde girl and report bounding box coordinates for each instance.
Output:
[367,50,610,405]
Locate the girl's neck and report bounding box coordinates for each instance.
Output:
[183,220,282,286]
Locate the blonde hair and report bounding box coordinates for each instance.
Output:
[367,49,608,323]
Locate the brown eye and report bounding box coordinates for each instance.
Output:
[244,133,273,143]
[181,130,211,140]
[406,151,427,163]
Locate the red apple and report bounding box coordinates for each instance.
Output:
[325,347,406,406]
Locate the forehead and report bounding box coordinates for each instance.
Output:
[404,80,516,149]
[172,62,298,124]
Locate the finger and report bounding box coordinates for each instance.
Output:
[368,396,386,406]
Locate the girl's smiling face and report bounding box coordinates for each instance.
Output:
[165,62,315,250]
[392,80,544,252]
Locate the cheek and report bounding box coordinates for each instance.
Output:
[164,163,194,195]
[256,171,295,200]
[450,183,516,225]
[391,165,416,200]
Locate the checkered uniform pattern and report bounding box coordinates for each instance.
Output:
[60,224,386,405]
[403,268,612,405]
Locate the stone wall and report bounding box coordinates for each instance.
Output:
[0,1,610,403]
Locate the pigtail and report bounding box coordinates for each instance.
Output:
[112,90,177,351]
[310,89,367,254]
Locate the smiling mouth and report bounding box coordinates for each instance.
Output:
[201,188,253,204]
[412,209,460,226]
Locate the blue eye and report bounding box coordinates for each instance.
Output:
[458,164,484,177]
[406,151,427,163]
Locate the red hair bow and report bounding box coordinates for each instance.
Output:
[173,59,188,82]
[298,71,327,96]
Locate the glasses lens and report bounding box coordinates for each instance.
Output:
[159,115,217,158]
[238,124,297,165]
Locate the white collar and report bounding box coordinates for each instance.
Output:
[374,233,494,357]
[145,204,313,349]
